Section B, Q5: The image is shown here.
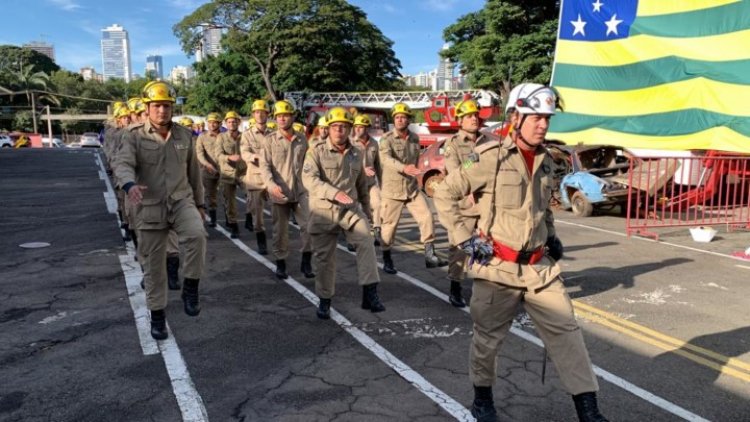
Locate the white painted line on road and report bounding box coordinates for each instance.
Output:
[557,218,747,263]
[97,153,209,422]
[213,221,474,422]
[241,197,708,421]
[735,265,750,270]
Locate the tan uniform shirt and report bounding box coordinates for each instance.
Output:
[261,129,308,204]
[215,131,246,182]
[378,129,421,200]
[433,136,558,289]
[302,138,370,230]
[444,129,486,219]
[195,131,220,177]
[354,136,381,188]
[240,125,271,190]
[114,120,204,230]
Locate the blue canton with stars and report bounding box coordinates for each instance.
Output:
[559,0,638,41]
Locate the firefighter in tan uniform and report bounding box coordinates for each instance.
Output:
[302,107,385,319]
[123,98,147,247]
[240,100,272,255]
[261,100,314,280]
[379,102,447,274]
[115,81,207,341]
[107,105,132,239]
[216,111,246,238]
[195,112,222,228]
[442,99,487,308]
[433,84,607,422]
[352,114,382,246]
[309,116,329,147]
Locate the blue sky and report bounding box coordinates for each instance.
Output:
[2,0,484,79]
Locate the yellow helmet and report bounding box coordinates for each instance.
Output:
[317,116,328,127]
[127,97,140,111]
[194,119,204,125]
[115,105,131,119]
[354,114,372,127]
[267,121,277,130]
[141,81,176,103]
[273,100,295,116]
[293,122,305,133]
[454,99,480,120]
[112,101,125,116]
[325,107,354,125]
[206,112,221,122]
[224,111,241,121]
[391,102,413,117]
[249,117,256,125]
[180,117,194,127]
[251,99,270,113]
[127,98,145,114]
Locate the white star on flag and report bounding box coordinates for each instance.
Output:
[592,0,604,12]
[605,14,623,36]
[571,14,587,36]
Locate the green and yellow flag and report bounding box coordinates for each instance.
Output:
[549,0,750,153]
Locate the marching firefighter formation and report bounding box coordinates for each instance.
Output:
[103,81,608,422]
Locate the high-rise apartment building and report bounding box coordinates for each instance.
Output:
[435,44,454,91]
[80,66,102,82]
[145,55,164,80]
[194,26,223,62]
[100,24,132,82]
[169,65,194,84]
[23,41,55,62]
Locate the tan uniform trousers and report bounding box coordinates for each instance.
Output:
[271,196,311,260]
[379,192,435,250]
[369,184,382,228]
[469,278,599,395]
[312,216,379,299]
[247,190,267,233]
[221,178,243,224]
[123,192,135,227]
[116,189,126,221]
[140,199,207,311]
[202,170,220,211]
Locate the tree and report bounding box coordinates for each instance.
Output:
[186,52,262,115]
[442,1,558,102]
[174,0,402,100]
[13,64,60,133]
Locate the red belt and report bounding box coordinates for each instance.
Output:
[491,241,544,265]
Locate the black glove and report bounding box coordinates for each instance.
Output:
[546,236,563,261]
[460,236,495,266]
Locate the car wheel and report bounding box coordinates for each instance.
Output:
[424,173,445,198]
[571,191,594,217]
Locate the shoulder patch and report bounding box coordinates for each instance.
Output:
[475,140,500,155]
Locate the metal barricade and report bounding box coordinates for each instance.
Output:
[625,152,750,240]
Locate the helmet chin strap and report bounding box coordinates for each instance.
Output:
[512,114,538,150]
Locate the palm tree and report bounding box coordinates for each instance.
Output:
[13,64,60,133]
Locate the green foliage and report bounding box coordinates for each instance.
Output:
[13,110,33,132]
[173,0,402,100]
[186,53,261,115]
[442,0,558,100]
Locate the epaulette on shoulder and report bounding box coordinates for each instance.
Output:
[475,139,500,155]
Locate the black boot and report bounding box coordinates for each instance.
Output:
[373,227,381,246]
[230,222,240,239]
[118,210,125,228]
[122,223,131,241]
[361,283,386,312]
[449,280,466,308]
[346,243,356,252]
[471,386,498,422]
[290,213,298,226]
[256,231,268,255]
[150,309,168,340]
[181,278,201,316]
[275,259,288,279]
[573,392,608,422]
[317,298,331,320]
[382,250,397,274]
[167,256,181,290]
[245,213,254,231]
[425,242,448,268]
[140,278,145,289]
[208,209,217,228]
[301,252,315,279]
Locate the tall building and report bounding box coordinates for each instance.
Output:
[194,26,223,62]
[80,66,102,82]
[100,24,132,82]
[435,43,455,91]
[169,65,194,84]
[23,41,55,62]
[145,55,163,80]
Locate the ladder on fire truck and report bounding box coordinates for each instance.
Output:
[284,89,501,111]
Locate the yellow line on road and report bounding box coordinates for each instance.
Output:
[395,236,750,383]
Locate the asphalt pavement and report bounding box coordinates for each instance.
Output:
[0,148,748,421]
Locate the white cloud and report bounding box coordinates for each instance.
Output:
[138,44,184,58]
[421,0,459,12]
[48,0,83,11]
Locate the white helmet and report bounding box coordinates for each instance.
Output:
[505,83,560,115]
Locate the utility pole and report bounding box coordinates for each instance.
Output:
[30,92,38,134]
[46,106,53,147]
